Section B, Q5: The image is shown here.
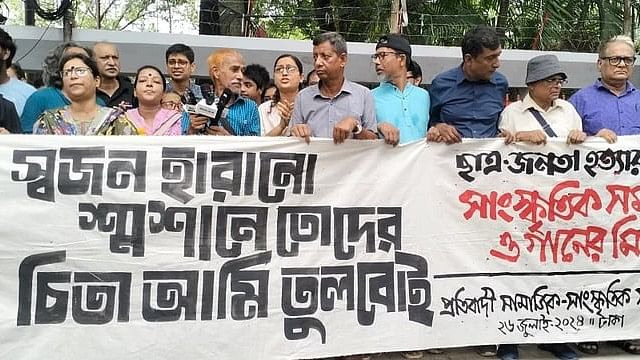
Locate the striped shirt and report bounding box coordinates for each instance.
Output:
[225,96,261,136]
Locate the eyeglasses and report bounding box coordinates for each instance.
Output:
[371,51,400,61]
[161,101,182,110]
[542,78,568,86]
[274,65,299,74]
[601,56,636,66]
[168,59,190,67]
[60,67,92,78]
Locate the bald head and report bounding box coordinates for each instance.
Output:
[207,48,245,95]
[93,42,120,79]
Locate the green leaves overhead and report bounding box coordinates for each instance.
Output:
[253,0,639,52]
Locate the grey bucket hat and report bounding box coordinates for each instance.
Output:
[525,54,567,84]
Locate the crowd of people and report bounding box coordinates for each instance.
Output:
[0,25,639,360]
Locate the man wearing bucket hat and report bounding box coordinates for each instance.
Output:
[497,55,583,360]
[498,54,585,146]
[371,33,430,146]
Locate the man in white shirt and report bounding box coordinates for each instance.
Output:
[499,54,585,145]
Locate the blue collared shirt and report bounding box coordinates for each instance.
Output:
[225,96,260,136]
[569,80,640,136]
[372,81,430,144]
[429,65,508,138]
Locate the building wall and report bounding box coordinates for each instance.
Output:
[6,25,635,88]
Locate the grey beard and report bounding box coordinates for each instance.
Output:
[376,73,389,82]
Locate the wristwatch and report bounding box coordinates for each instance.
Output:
[352,122,363,135]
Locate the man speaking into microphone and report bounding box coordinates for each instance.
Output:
[188,48,261,136]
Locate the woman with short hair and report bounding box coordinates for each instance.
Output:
[33,53,139,135]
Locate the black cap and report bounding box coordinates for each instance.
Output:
[376,34,411,60]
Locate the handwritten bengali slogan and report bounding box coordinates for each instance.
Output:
[0,135,638,359]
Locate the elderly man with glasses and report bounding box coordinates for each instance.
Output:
[371,33,430,146]
[569,35,640,144]
[569,35,640,357]
[498,54,585,147]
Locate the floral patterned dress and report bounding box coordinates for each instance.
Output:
[33,106,143,135]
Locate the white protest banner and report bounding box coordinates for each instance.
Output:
[0,135,638,359]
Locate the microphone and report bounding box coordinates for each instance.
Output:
[210,88,235,128]
[197,88,236,134]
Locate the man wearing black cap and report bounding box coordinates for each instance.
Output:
[372,34,430,146]
[499,54,585,146]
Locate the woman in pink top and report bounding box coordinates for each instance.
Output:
[127,65,182,135]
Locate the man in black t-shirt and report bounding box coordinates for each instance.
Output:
[0,95,21,133]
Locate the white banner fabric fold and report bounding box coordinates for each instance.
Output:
[0,135,639,359]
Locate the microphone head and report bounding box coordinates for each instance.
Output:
[205,93,216,105]
[218,88,235,106]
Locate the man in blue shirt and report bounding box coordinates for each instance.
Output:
[428,25,508,144]
[569,35,640,143]
[371,33,430,145]
[570,42,640,360]
[188,48,260,136]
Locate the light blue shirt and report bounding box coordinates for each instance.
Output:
[0,77,36,117]
[372,81,430,144]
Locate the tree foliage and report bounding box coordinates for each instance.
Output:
[252,0,392,41]
[74,0,196,32]
[5,0,640,53]
[5,0,196,32]
[252,0,640,52]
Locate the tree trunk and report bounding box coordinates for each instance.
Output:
[495,0,510,40]
[24,0,35,25]
[389,0,401,33]
[597,0,607,40]
[313,0,336,32]
[199,0,220,35]
[623,0,632,36]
